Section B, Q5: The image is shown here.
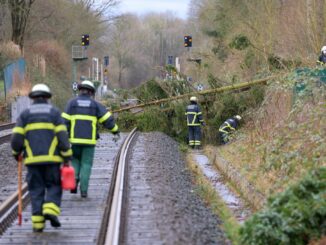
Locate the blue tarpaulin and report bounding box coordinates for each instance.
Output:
[4,58,26,97]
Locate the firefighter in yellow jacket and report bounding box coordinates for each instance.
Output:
[11,84,72,232]
[62,80,119,198]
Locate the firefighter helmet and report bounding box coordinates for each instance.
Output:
[29,84,52,98]
[234,115,242,121]
[78,80,96,93]
[190,96,197,102]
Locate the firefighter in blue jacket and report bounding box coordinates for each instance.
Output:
[11,84,72,232]
[185,96,205,149]
[219,115,242,144]
[62,80,119,198]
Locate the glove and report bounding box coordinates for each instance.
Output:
[113,132,120,142]
[63,161,71,167]
[201,122,206,126]
[13,154,20,161]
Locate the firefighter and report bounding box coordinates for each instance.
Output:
[185,96,205,149]
[317,46,326,65]
[11,84,72,232]
[219,115,242,144]
[62,80,119,198]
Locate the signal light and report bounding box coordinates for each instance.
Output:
[82,34,90,46]
[184,35,192,47]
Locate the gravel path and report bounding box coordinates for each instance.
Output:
[125,132,228,244]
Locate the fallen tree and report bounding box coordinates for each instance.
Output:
[112,75,279,113]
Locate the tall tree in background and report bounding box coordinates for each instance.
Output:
[105,12,186,88]
[72,0,119,23]
[108,14,138,87]
[7,0,35,51]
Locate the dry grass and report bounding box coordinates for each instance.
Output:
[0,42,21,61]
[0,42,32,100]
[212,85,326,198]
[7,73,32,98]
[28,40,70,76]
[309,236,326,245]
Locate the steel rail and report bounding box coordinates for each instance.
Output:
[0,130,137,243]
[0,123,15,132]
[0,183,29,235]
[104,128,137,245]
[0,134,11,145]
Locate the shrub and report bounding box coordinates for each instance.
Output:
[116,111,137,131]
[0,42,21,68]
[136,108,169,133]
[240,167,326,245]
[133,79,168,102]
[229,34,251,50]
[29,40,70,77]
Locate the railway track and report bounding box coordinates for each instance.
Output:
[0,130,228,244]
[0,122,14,145]
[0,130,137,244]
[0,123,15,131]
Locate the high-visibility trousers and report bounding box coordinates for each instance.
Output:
[219,131,229,144]
[71,145,95,194]
[188,126,201,146]
[26,164,62,216]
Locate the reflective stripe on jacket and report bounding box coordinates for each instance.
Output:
[219,118,238,134]
[11,101,72,165]
[62,94,118,145]
[185,103,203,126]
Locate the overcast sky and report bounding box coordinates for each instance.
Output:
[119,0,191,19]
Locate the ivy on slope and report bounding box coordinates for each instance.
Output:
[240,167,326,245]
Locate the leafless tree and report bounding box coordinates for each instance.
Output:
[71,0,120,22]
[4,0,36,51]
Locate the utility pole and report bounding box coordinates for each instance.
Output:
[92,57,99,81]
[71,34,89,95]
[71,45,88,95]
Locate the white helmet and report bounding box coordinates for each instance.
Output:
[190,96,197,102]
[29,84,52,98]
[78,80,95,93]
[321,46,326,52]
[234,115,242,121]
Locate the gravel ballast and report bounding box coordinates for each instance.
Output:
[126,132,228,244]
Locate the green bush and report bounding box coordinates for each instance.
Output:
[240,167,326,245]
[116,111,137,131]
[116,78,265,145]
[133,79,168,102]
[170,102,188,143]
[229,34,251,50]
[203,85,265,145]
[136,108,169,133]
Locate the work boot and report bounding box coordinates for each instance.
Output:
[33,228,43,233]
[44,214,61,228]
[70,179,79,194]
